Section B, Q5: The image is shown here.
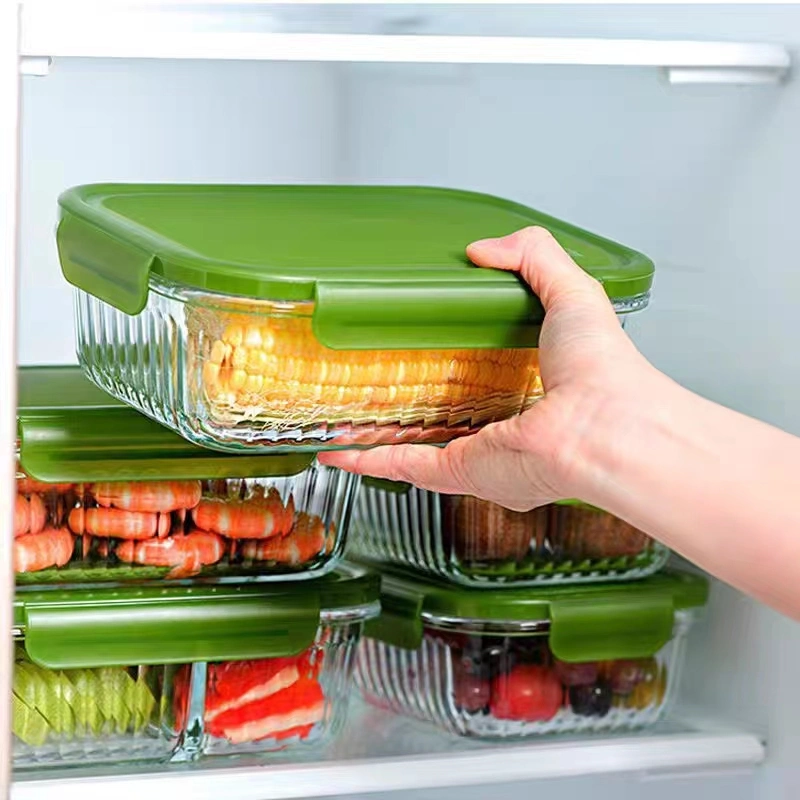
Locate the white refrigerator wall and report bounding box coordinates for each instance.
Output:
[14,4,800,800]
[18,57,344,365]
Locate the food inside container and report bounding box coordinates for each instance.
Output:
[181,565,379,756]
[12,647,179,766]
[14,366,357,586]
[355,568,707,738]
[548,500,652,560]
[57,183,654,452]
[12,587,191,768]
[352,480,669,585]
[12,565,379,766]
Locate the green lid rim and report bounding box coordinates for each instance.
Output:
[363,564,708,662]
[17,366,315,481]
[57,183,654,351]
[14,564,380,668]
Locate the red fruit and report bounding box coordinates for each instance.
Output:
[490,665,563,722]
[553,659,599,687]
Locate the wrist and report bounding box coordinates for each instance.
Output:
[557,363,688,512]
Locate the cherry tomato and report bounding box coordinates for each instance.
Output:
[490,664,563,722]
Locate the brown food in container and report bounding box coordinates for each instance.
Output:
[442,496,549,561]
[550,505,650,560]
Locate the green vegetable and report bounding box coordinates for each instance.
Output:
[11,694,49,747]
[12,656,158,745]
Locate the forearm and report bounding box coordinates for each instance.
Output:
[575,369,800,619]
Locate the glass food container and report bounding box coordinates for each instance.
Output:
[12,565,379,768]
[355,568,707,738]
[351,480,669,586]
[14,366,357,587]
[57,183,654,453]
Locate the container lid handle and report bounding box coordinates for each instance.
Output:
[22,593,322,668]
[548,592,675,663]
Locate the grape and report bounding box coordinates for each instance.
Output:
[568,680,613,717]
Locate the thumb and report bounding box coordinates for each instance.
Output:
[467,226,606,311]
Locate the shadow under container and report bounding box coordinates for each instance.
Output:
[57,183,654,453]
[355,567,708,738]
[12,565,380,768]
[352,479,669,586]
[14,366,358,587]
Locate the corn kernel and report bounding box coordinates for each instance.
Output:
[209,340,227,365]
[245,374,263,394]
[232,346,248,369]
[224,325,244,347]
[230,369,247,391]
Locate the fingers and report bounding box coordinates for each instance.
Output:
[467,226,606,310]
[317,438,483,496]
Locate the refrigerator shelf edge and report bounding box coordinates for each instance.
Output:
[10,707,765,800]
[18,4,791,86]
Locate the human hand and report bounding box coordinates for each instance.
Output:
[317,226,661,511]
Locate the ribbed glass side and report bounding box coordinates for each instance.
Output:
[355,612,694,739]
[350,484,670,586]
[73,283,545,452]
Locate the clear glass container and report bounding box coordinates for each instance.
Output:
[351,484,669,586]
[356,610,696,738]
[11,644,184,767]
[61,183,654,453]
[75,284,549,451]
[14,454,356,587]
[178,605,376,756]
[12,566,380,767]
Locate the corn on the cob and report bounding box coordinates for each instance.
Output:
[192,306,543,427]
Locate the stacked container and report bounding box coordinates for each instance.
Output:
[12,365,381,767]
[14,367,356,586]
[352,480,670,586]
[55,183,654,452]
[41,180,678,752]
[355,567,707,738]
[12,566,379,767]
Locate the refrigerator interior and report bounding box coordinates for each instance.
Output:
[9,3,800,800]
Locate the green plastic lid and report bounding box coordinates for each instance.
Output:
[57,184,654,350]
[365,567,708,663]
[17,366,313,481]
[13,564,379,669]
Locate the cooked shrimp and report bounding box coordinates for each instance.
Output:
[14,493,47,538]
[241,512,326,566]
[14,527,75,572]
[324,522,337,555]
[116,530,225,579]
[91,480,202,513]
[68,507,172,539]
[192,486,293,539]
